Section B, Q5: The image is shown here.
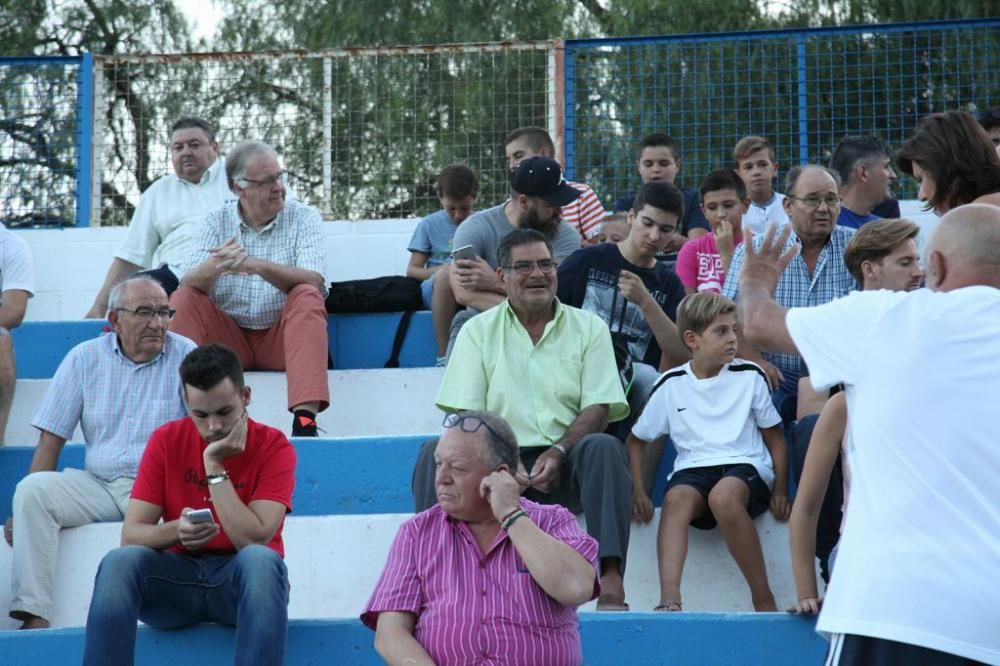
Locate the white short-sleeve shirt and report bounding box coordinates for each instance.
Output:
[632,360,782,487]
[786,287,1000,664]
[115,159,235,277]
[0,222,35,300]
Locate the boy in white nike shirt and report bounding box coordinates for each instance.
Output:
[626,292,790,612]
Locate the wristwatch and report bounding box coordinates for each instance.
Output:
[206,472,230,486]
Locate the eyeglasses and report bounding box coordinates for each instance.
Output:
[788,194,841,210]
[116,307,175,321]
[239,171,287,188]
[442,413,504,442]
[501,259,558,275]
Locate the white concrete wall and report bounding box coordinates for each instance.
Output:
[17,219,420,321]
[15,204,938,321]
[7,368,444,445]
[0,510,815,630]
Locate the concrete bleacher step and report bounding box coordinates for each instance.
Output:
[0,436,812,628]
[0,507,814,630]
[7,367,445,445]
[0,613,828,665]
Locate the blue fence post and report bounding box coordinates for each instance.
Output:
[562,44,576,181]
[74,52,94,228]
[795,36,809,166]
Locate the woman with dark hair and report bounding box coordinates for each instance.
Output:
[897,110,1000,214]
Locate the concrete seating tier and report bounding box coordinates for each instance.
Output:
[11,313,437,380]
[0,614,827,665]
[0,439,814,629]
[7,368,445,445]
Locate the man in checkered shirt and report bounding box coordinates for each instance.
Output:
[170,141,329,437]
[723,165,856,421]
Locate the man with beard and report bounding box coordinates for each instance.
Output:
[443,156,582,355]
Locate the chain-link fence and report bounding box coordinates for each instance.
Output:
[564,19,1000,205]
[91,43,556,225]
[0,55,90,228]
[3,19,1000,227]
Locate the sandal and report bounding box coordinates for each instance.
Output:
[653,601,682,612]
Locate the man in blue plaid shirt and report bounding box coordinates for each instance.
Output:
[723,165,856,420]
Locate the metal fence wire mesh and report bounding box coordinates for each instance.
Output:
[90,43,554,225]
[0,59,83,227]
[2,19,1000,227]
[565,20,1000,205]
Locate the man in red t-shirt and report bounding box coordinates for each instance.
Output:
[82,344,296,666]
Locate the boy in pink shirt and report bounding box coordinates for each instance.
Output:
[675,170,749,294]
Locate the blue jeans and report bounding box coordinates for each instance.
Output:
[83,544,289,666]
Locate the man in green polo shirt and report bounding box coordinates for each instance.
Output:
[412,228,633,611]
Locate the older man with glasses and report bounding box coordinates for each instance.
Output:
[5,276,195,629]
[722,165,857,421]
[169,140,329,437]
[370,410,599,665]
[412,228,633,611]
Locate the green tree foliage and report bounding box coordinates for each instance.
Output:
[1,0,198,225]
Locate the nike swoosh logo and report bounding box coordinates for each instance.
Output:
[677,407,686,412]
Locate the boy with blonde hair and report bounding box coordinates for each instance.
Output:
[627,292,790,612]
[733,136,788,235]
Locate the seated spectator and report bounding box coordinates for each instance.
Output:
[0,220,34,444]
[407,165,477,361]
[613,133,711,249]
[627,292,790,612]
[5,276,194,629]
[169,140,329,437]
[978,106,1000,155]
[676,169,749,295]
[829,135,897,229]
[504,126,606,243]
[366,410,598,666]
[557,180,688,429]
[790,218,923,589]
[441,156,582,359]
[596,213,630,243]
[723,165,856,413]
[733,135,789,235]
[897,109,1000,214]
[413,229,632,610]
[83,344,294,665]
[86,117,234,316]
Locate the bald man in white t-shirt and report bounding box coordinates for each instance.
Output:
[736,205,1000,666]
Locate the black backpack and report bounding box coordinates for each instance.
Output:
[324,276,425,368]
[324,276,423,314]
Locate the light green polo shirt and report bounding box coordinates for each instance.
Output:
[436,300,629,449]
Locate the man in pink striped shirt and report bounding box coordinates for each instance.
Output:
[363,410,599,666]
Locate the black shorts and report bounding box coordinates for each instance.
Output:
[665,463,771,530]
[826,634,987,666]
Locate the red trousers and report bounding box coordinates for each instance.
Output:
[169,284,330,411]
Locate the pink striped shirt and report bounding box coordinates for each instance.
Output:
[362,500,599,666]
[562,182,606,240]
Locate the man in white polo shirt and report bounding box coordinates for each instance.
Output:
[85,117,234,317]
[737,205,1000,665]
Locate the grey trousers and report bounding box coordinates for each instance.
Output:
[412,432,633,570]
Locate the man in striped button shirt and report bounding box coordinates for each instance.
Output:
[5,276,195,629]
[365,410,598,666]
[170,141,330,437]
